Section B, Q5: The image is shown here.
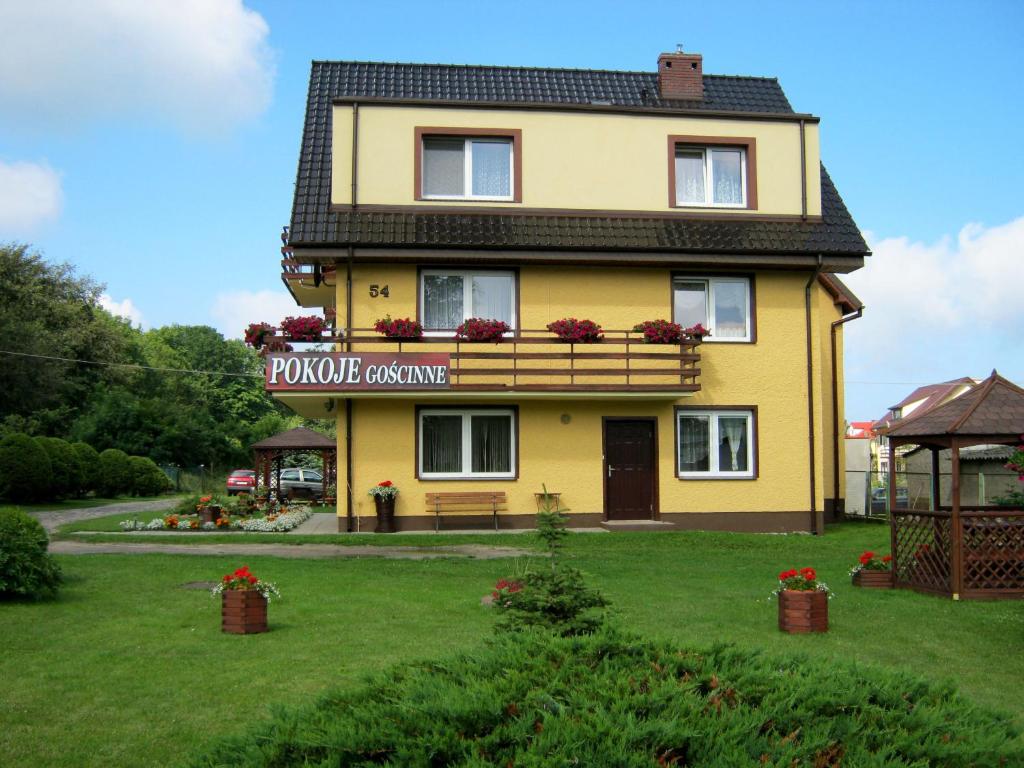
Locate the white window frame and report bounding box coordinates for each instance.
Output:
[419,268,517,336]
[674,146,747,208]
[421,137,515,202]
[676,409,755,479]
[418,408,516,480]
[672,276,751,343]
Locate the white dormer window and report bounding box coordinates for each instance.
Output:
[422,136,514,201]
[675,146,746,207]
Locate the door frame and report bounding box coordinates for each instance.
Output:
[601,416,660,521]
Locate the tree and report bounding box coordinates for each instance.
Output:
[127,456,172,496]
[96,448,132,497]
[34,437,83,499]
[0,433,52,502]
[71,442,100,495]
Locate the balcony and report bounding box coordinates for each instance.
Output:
[265,328,701,402]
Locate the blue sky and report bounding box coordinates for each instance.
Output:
[1,0,1021,420]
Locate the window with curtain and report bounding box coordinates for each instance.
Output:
[422,137,513,200]
[672,276,751,342]
[674,146,746,207]
[419,409,515,479]
[676,409,754,478]
[421,269,515,331]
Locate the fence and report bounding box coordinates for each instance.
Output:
[844,468,1020,520]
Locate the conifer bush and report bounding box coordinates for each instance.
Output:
[34,437,84,499]
[190,629,1024,767]
[127,456,172,496]
[0,433,53,503]
[0,507,62,599]
[71,442,100,495]
[96,448,133,497]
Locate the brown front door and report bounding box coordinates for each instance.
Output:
[603,418,657,520]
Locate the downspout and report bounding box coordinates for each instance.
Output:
[804,255,824,534]
[830,306,863,518]
[799,119,808,221]
[344,101,358,532]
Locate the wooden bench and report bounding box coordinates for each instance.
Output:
[426,492,507,532]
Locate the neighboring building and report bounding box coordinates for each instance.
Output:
[267,50,869,533]
[871,378,977,478]
[904,444,1017,509]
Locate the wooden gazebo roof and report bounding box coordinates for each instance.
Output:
[251,427,335,451]
[881,371,1024,447]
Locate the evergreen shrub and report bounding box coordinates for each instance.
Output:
[96,448,133,497]
[0,507,62,599]
[0,433,53,503]
[35,437,84,499]
[71,442,100,495]
[128,456,173,496]
[189,629,1024,767]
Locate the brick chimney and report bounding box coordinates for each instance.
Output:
[657,47,703,101]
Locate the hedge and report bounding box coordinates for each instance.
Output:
[0,507,62,599]
[34,437,84,500]
[96,448,133,497]
[128,456,173,496]
[191,629,1023,767]
[71,442,100,495]
[0,433,52,503]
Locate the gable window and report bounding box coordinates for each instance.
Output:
[420,269,516,332]
[668,136,756,209]
[672,276,752,342]
[417,128,521,202]
[419,408,516,479]
[676,408,755,478]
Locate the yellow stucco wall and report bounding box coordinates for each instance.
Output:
[331,104,821,216]
[327,265,843,522]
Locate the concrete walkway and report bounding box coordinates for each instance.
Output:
[49,540,533,560]
[30,498,181,533]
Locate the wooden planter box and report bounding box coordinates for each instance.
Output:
[778,589,828,634]
[852,569,894,589]
[221,590,268,634]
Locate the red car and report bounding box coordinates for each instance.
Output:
[226,469,256,495]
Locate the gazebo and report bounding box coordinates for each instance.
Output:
[251,427,337,501]
[882,371,1024,600]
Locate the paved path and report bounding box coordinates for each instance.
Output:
[30,498,181,534]
[49,540,534,560]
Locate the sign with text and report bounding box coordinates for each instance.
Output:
[266,352,451,391]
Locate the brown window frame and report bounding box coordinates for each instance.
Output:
[674,405,759,480]
[667,135,757,210]
[414,404,520,481]
[414,127,523,203]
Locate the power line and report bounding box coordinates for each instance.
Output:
[0,349,263,379]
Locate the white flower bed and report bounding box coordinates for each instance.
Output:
[234,505,312,532]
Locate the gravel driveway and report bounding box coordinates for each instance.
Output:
[30,498,181,534]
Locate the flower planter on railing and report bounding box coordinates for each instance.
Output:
[374,316,423,341]
[454,318,511,343]
[281,315,327,342]
[632,320,683,344]
[546,318,604,343]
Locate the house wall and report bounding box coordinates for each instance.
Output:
[330,264,834,531]
[331,104,821,216]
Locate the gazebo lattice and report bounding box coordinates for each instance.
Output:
[882,371,1024,600]
[251,427,337,502]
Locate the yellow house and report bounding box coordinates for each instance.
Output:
[268,50,868,533]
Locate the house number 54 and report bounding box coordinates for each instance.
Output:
[368,284,389,298]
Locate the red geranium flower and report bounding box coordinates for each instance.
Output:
[378,480,393,487]
[800,567,816,581]
[882,555,892,563]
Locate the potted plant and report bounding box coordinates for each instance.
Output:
[195,494,223,525]
[374,316,423,341]
[632,319,683,344]
[682,323,711,342]
[546,318,604,343]
[244,322,276,350]
[454,318,511,343]
[774,567,831,634]
[368,480,399,533]
[280,315,327,342]
[211,565,281,634]
[259,339,294,357]
[849,551,894,588]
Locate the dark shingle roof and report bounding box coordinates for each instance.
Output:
[288,61,867,257]
[251,427,335,450]
[882,373,1024,440]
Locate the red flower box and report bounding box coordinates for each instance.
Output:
[374,316,423,340]
[778,589,828,634]
[280,315,326,342]
[546,318,604,343]
[454,318,511,343]
[632,320,683,344]
[221,590,268,634]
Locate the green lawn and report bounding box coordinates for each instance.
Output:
[2,522,1022,767]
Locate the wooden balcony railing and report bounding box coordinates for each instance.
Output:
[272,328,701,394]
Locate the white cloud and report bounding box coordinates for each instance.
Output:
[843,216,1024,371]
[0,160,62,232]
[0,0,274,134]
[99,294,144,327]
[211,290,299,340]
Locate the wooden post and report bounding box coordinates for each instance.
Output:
[950,439,962,599]
[930,447,941,511]
[888,438,899,584]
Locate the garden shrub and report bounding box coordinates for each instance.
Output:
[71,442,99,495]
[493,502,608,637]
[190,629,1024,767]
[96,448,132,497]
[0,433,53,503]
[0,507,62,599]
[127,456,172,496]
[35,437,84,499]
